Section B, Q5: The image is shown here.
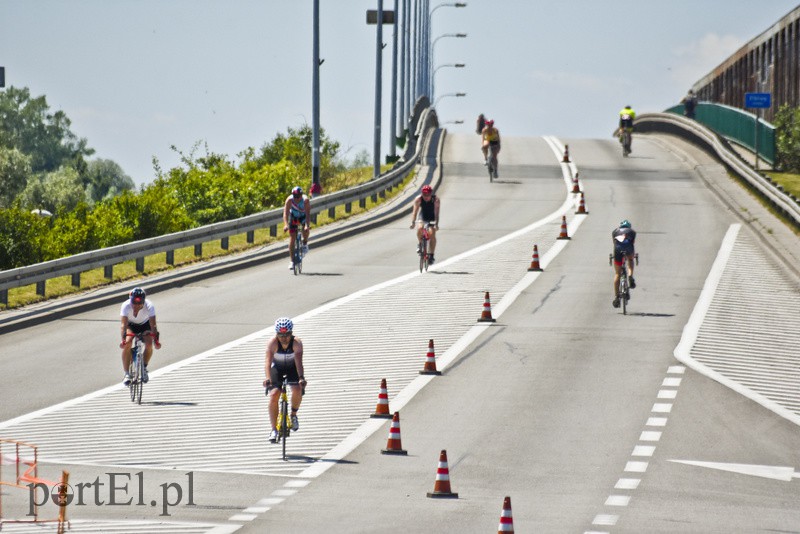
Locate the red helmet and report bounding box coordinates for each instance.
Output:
[486,119,494,127]
[421,185,433,194]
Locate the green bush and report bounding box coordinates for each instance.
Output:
[775,104,800,172]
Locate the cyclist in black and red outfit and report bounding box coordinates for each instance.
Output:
[264,317,307,443]
[410,185,441,263]
[611,219,637,308]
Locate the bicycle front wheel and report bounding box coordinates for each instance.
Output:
[280,400,289,460]
[135,351,144,404]
[129,356,137,403]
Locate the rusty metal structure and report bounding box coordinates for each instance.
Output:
[692,6,800,123]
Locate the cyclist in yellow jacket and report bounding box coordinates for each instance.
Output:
[618,105,636,153]
[481,119,501,177]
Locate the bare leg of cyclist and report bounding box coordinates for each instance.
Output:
[429,229,437,256]
[267,389,279,432]
[290,384,303,430]
[627,255,636,288]
[612,263,622,307]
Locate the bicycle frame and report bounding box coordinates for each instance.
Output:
[290,219,304,275]
[487,145,499,182]
[272,376,292,460]
[609,252,638,315]
[126,332,148,404]
[418,222,434,272]
[620,129,632,157]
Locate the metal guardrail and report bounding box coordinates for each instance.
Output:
[665,102,776,166]
[0,107,439,303]
[635,112,800,227]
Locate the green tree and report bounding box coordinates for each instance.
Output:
[0,207,49,269]
[19,166,85,214]
[0,146,32,208]
[254,124,342,184]
[84,158,135,203]
[0,86,94,174]
[774,104,800,172]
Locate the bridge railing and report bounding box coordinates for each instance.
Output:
[636,112,799,228]
[666,102,776,166]
[0,107,439,305]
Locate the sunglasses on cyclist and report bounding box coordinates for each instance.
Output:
[276,332,292,337]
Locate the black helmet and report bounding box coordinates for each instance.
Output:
[130,287,146,304]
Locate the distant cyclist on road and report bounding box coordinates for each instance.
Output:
[611,219,637,308]
[410,184,440,264]
[119,287,160,386]
[481,119,501,177]
[264,317,307,443]
[617,105,636,153]
[283,186,311,270]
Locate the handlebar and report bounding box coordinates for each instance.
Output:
[120,331,161,349]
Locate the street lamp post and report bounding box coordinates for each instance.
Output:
[431,62,464,103]
[429,33,466,98]
[311,0,322,196]
[433,91,466,107]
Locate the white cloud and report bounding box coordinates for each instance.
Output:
[670,33,745,87]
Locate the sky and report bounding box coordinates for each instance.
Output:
[1,1,798,186]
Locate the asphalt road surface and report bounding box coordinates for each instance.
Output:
[1,133,798,533]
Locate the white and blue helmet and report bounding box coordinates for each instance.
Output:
[275,317,293,334]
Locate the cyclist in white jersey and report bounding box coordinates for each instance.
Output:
[119,287,160,385]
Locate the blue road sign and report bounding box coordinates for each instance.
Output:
[745,93,771,108]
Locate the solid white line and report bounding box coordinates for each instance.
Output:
[673,224,800,428]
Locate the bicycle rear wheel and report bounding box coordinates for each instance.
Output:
[293,235,303,275]
[621,277,628,315]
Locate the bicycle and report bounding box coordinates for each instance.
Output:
[619,128,632,157]
[266,375,304,461]
[487,145,499,182]
[123,331,159,404]
[289,220,304,275]
[609,252,639,315]
[418,221,435,272]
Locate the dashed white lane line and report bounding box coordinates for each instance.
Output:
[585,365,686,533]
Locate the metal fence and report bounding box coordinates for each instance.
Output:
[666,102,776,166]
[691,6,800,124]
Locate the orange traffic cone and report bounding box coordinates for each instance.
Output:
[528,244,543,272]
[575,192,588,214]
[562,145,570,162]
[498,496,514,533]
[557,215,571,240]
[426,449,458,498]
[571,171,581,193]
[419,339,442,375]
[478,291,496,322]
[370,378,393,419]
[381,412,408,455]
